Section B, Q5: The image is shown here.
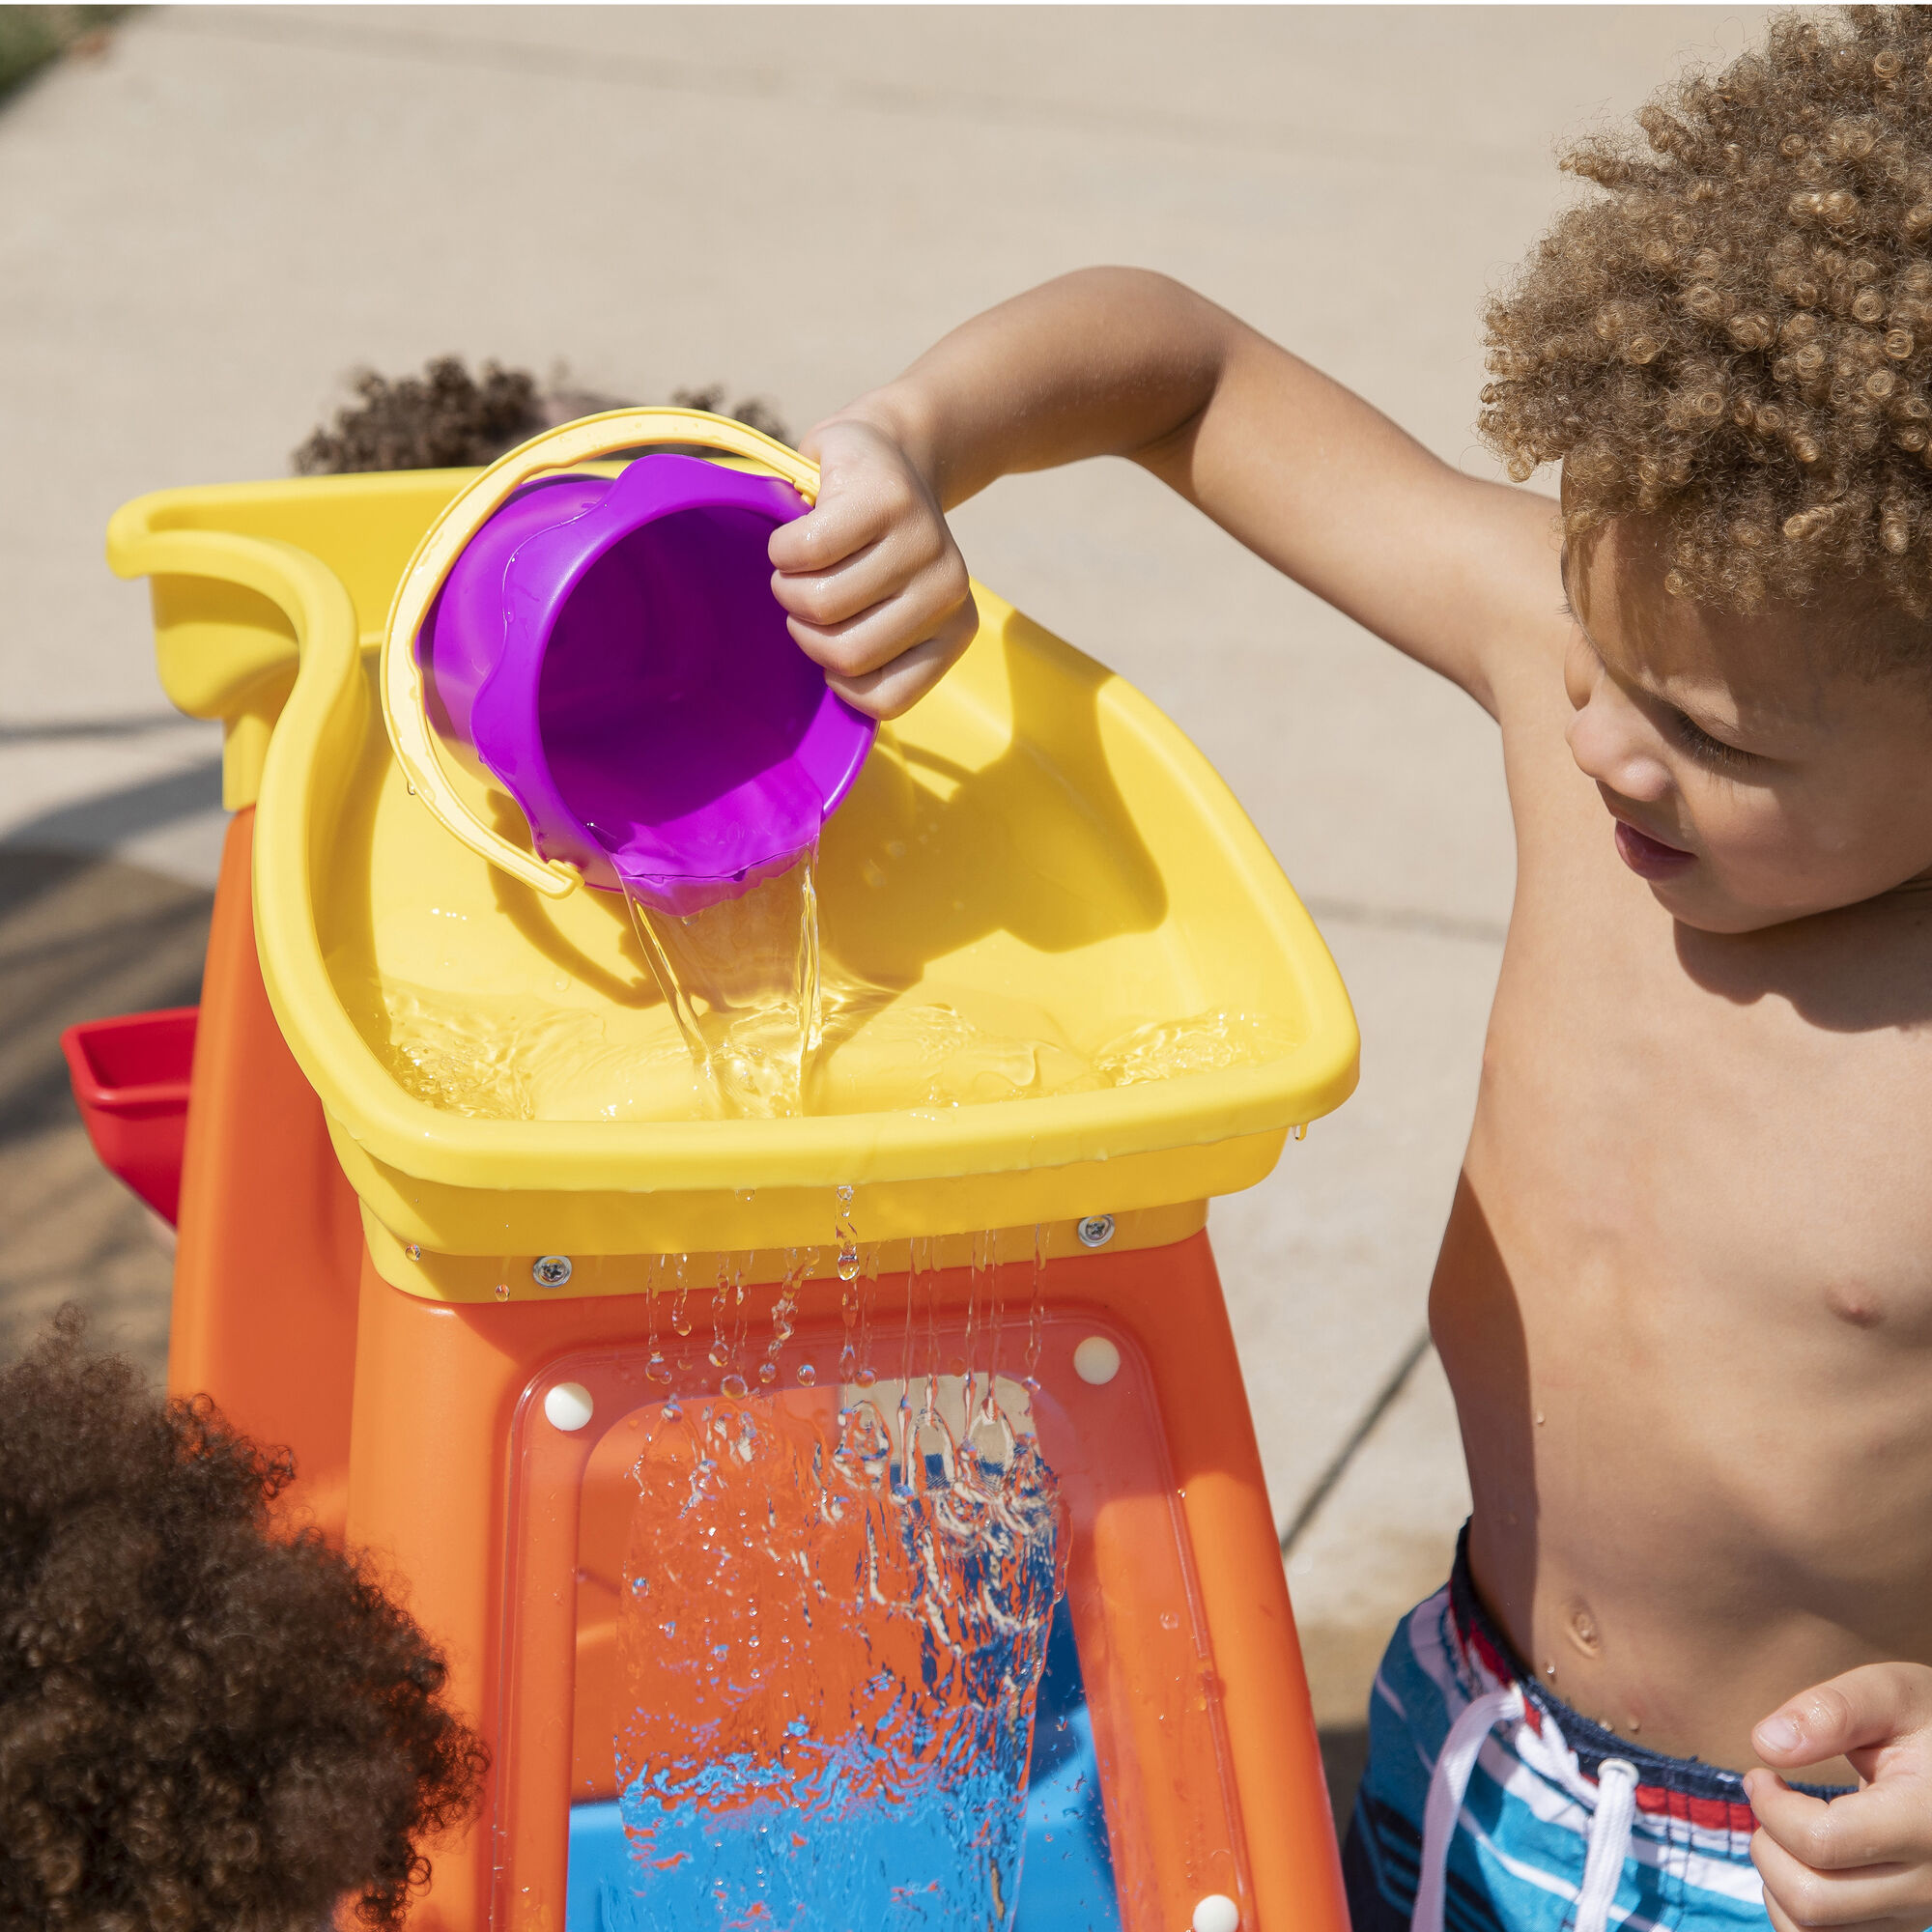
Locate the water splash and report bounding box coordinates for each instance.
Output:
[624,847,823,1119]
[899,1238,933,1471]
[646,1256,671,1387]
[921,1244,943,1432]
[839,1269,861,1384]
[376,962,1291,1126]
[856,1246,882,1390]
[964,1230,995,1436]
[612,1384,1065,1931]
[835,1189,865,1384]
[708,1257,734,1371]
[1091,1009,1296,1086]
[1024,1227,1046,1390]
[378,978,699,1121]
[761,1251,807,1388]
[980,1240,1007,1430]
[835,1184,861,1282]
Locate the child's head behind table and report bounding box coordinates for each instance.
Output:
[1482,9,1932,935]
[0,1310,485,1930]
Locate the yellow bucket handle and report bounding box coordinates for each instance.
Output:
[380,407,821,899]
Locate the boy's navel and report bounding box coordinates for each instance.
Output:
[1566,1603,1603,1657]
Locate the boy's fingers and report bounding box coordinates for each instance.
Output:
[817,605,980,723]
[1747,1775,1923,1871]
[785,566,976,685]
[1756,1666,1932,1770]
[1762,1887,1923,1932]
[770,543,888,631]
[768,492,891,575]
[771,418,936,575]
[1752,1828,1924,1927]
[825,638,958,723]
[771,522,955,633]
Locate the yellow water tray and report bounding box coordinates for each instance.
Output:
[107,461,1357,1256]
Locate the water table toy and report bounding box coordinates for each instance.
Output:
[68,409,1360,1932]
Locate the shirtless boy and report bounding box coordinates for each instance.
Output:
[763,13,1932,1932]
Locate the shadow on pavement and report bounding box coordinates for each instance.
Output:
[2,755,222,857]
[1320,1723,1370,1833]
[0,847,213,1378]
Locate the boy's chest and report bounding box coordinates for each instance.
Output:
[1479,851,1932,1343]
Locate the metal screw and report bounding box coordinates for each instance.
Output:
[1076,1215,1115,1250]
[532,1254,573,1289]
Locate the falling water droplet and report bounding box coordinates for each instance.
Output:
[963,1230,992,1430]
[721,1373,749,1400]
[643,1258,668,1384]
[1024,1224,1046,1388]
[835,1182,860,1282]
[856,1244,881,1387]
[839,1275,860,1381]
[797,1361,817,1386]
[495,1283,509,1301]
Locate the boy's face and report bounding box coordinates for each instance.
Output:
[1562,508,1932,935]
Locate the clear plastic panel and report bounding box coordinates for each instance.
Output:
[497,1265,1251,1932]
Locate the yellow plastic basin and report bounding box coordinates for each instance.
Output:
[107,463,1357,1258]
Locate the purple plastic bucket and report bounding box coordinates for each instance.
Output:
[416,453,875,914]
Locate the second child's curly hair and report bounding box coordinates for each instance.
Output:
[0,1310,487,1931]
[293,356,545,474]
[1482,6,1932,637]
[293,358,793,475]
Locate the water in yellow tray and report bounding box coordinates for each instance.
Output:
[609,842,1288,1122]
[378,952,1294,1124]
[368,722,1298,1124]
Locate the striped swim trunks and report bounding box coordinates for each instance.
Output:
[1342,1528,1848,1932]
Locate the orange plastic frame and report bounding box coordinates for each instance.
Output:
[167,810,1348,1932]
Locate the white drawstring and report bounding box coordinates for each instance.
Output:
[1413,1684,1524,1932]
[1412,1688,1638,1932]
[1574,1757,1638,1932]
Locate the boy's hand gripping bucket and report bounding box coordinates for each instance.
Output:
[381,409,876,915]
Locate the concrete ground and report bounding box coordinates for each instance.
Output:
[0,3,1770,1824]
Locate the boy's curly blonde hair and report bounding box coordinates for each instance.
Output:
[1482,6,1932,629]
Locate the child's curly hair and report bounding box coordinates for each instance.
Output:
[0,1310,486,1931]
[293,357,792,475]
[1482,5,1932,631]
[293,356,545,474]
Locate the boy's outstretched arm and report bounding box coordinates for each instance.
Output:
[770,267,1560,719]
